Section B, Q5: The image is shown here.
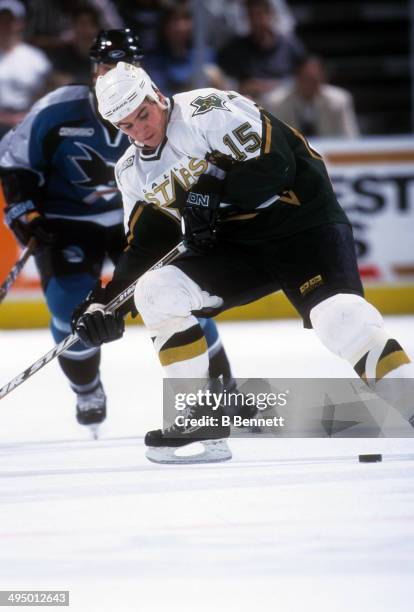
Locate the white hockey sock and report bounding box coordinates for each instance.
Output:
[354,337,414,425]
[310,295,414,425]
[153,315,209,378]
[373,362,414,425]
[353,337,411,382]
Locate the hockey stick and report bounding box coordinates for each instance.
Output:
[0,241,187,400]
[0,238,36,304]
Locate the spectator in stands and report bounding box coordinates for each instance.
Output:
[115,0,163,55]
[0,0,51,137]
[217,0,306,103]
[49,4,102,87]
[145,0,224,97]
[26,0,73,51]
[26,0,123,51]
[87,0,123,29]
[204,0,296,49]
[264,56,360,138]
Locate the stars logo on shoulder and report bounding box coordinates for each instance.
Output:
[190,94,230,117]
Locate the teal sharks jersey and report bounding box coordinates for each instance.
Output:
[0,84,129,226]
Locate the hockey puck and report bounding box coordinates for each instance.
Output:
[358,454,382,463]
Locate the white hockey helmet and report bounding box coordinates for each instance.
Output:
[95,61,163,124]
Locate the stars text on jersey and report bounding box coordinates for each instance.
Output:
[142,157,208,209]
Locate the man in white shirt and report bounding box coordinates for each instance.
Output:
[264,56,359,138]
[0,0,51,136]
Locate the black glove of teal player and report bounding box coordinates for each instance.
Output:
[2,170,55,248]
[181,174,222,253]
[71,282,125,348]
[4,202,55,247]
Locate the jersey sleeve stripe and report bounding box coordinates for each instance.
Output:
[262,113,272,155]
[286,124,324,161]
[126,202,144,246]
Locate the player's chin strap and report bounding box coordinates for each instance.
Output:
[0,241,187,400]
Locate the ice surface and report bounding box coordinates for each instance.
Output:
[0,318,413,611]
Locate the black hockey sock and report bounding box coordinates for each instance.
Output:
[208,345,235,390]
[58,351,101,393]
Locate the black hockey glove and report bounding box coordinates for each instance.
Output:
[182,174,223,253]
[71,282,125,348]
[4,202,55,248]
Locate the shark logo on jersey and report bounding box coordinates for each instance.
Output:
[70,143,118,203]
[190,94,230,117]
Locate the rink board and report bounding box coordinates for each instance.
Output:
[0,284,413,329]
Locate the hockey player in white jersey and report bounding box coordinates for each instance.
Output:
[73,62,414,463]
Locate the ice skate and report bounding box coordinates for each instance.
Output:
[145,401,231,464]
[76,383,106,439]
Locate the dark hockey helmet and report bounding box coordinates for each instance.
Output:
[89,29,144,65]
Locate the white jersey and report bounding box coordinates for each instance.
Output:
[115,88,264,231]
[0,43,51,111]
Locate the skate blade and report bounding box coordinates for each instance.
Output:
[145,439,232,464]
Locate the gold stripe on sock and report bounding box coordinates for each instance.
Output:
[159,337,208,366]
[376,350,411,381]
